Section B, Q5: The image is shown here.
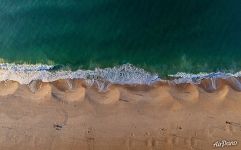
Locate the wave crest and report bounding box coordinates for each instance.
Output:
[1,63,241,92]
[0,63,160,91]
[169,72,241,84]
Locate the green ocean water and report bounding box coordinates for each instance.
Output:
[0,0,241,76]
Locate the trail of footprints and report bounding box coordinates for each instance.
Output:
[1,79,241,149]
[124,131,203,150]
[3,123,229,150]
[122,120,241,150]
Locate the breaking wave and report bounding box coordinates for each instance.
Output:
[169,72,241,84]
[0,63,160,91]
[169,72,241,91]
[1,63,241,91]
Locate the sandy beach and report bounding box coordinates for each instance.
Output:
[0,0,240,149]
[0,79,241,150]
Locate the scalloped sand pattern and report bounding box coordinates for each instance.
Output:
[0,79,240,149]
[28,81,52,101]
[0,64,241,149]
[169,84,199,103]
[87,86,120,104]
[1,78,241,105]
[51,80,85,103]
[0,81,19,96]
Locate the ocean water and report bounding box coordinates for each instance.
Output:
[0,0,241,83]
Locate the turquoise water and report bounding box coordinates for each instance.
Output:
[0,0,241,77]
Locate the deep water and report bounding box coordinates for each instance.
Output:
[0,0,241,77]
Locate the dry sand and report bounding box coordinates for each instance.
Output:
[0,79,241,150]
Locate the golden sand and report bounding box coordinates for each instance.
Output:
[0,79,240,150]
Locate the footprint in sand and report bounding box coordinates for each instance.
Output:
[144,132,154,148]
[85,127,95,150]
[125,133,136,149]
[225,121,241,135]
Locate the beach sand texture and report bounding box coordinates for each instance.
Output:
[0,79,241,150]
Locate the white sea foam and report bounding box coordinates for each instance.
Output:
[0,63,160,91]
[1,63,241,91]
[0,63,54,71]
[169,72,241,84]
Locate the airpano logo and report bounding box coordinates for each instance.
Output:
[213,139,238,148]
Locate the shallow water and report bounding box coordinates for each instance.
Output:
[0,0,241,76]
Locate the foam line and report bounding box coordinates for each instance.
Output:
[0,63,160,91]
[1,63,241,92]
